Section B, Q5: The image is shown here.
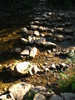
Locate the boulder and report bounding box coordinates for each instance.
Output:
[61,93,75,100]
[49,94,63,100]
[8,61,40,76]
[34,93,46,100]
[28,36,35,44]
[8,82,32,100]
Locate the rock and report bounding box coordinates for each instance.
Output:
[28,30,33,35]
[38,26,48,32]
[34,93,46,100]
[29,47,37,58]
[54,34,65,41]
[30,25,38,30]
[0,93,13,100]
[61,93,75,100]
[49,94,63,100]
[45,42,57,48]
[21,27,28,34]
[20,49,29,56]
[36,37,46,46]
[28,36,35,44]
[64,29,74,34]
[8,82,32,100]
[21,38,28,44]
[47,50,51,54]
[50,64,56,70]
[32,86,46,92]
[15,48,22,53]
[34,30,40,36]
[8,61,40,76]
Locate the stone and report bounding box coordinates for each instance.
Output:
[0,93,13,100]
[30,25,38,30]
[50,64,56,70]
[45,42,57,48]
[21,38,28,44]
[28,36,35,44]
[61,93,75,100]
[15,48,22,53]
[49,94,63,100]
[64,29,74,34]
[8,82,32,100]
[8,61,40,76]
[34,30,40,36]
[32,86,46,92]
[21,27,28,34]
[54,34,65,41]
[38,26,48,32]
[34,93,46,100]
[47,50,51,54]
[20,49,29,56]
[29,47,37,58]
[36,37,46,46]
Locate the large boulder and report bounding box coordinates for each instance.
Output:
[8,82,32,100]
[49,94,63,100]
[8,62,40,77]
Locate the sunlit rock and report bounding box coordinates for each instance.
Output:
[29,47,37,58]
[34,30,40,36]
[34,93,46,100]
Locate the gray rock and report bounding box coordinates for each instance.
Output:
[8,61,40,76]
[32,86,46,92]
[34,93,46,100]
[29,47,37,58]
[34,30,40,36]
[61,93,75,100]
[54,34,65,41]
[49,94,63,100]
[8,82,32,100]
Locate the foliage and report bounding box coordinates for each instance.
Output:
[58,72,75,92]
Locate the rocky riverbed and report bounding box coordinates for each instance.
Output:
[0,0,75,100]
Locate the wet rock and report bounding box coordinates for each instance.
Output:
[34,93,46,100]
[30,25,38,30]
[36,37,46,46]
[8,61,40,76]
[20,49,29,56]
[15,48,22,53]
[49,94,63,100]
[61,93,75,100]
[21,38,28,44]
[34,30,40,36]
[45,42,57,49]
[8,82,32,100]
[29,47,37,58]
